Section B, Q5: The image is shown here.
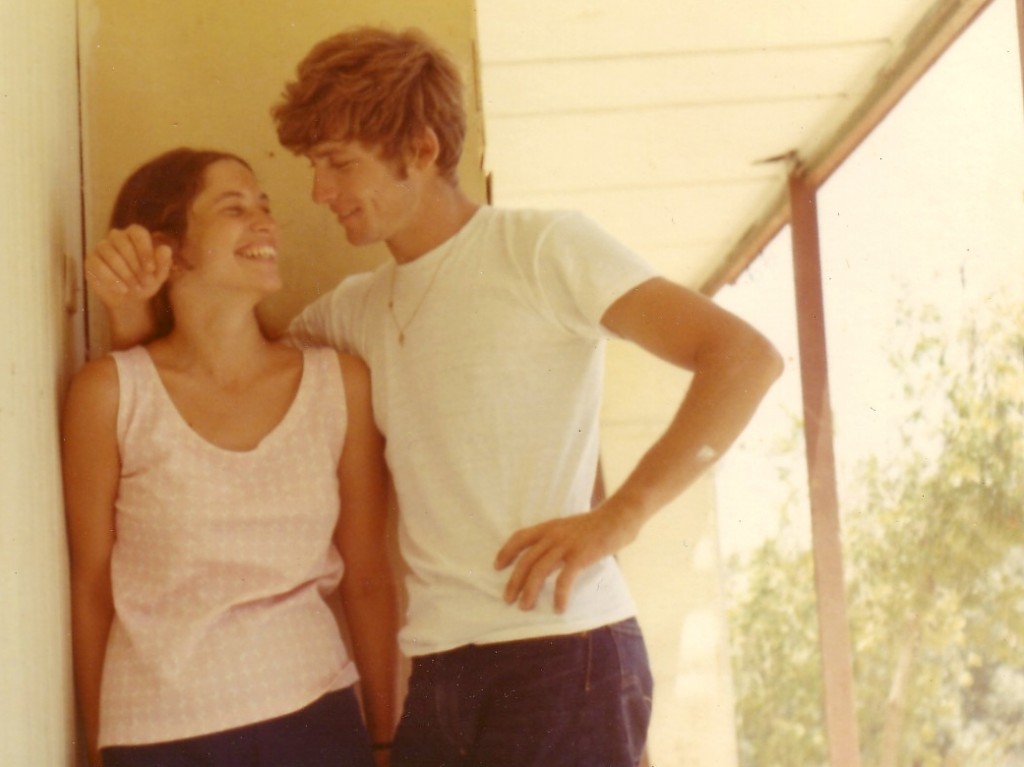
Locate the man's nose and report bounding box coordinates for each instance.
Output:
[312,168,336,204]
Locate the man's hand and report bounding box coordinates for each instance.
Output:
[85,225,172,310]
[494,503,642,614]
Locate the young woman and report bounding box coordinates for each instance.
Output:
[62,148,397,767]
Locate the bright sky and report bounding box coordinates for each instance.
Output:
[713,0,1024,556]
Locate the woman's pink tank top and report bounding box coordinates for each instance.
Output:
[99,346,358,747]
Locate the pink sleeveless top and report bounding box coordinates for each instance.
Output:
[99,346,359,747]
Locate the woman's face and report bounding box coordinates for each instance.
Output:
[176,159,281,297]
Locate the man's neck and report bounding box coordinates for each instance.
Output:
[389,180,480,265]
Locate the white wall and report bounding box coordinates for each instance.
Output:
[0,0,86,764]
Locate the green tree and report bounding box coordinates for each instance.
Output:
[729,297,1024,766]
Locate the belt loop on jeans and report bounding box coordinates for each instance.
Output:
[584,626,594,692]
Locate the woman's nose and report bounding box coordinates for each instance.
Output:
[251,207,276,231]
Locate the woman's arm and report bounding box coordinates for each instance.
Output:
[61,359,121,766]
[334,354,399,760]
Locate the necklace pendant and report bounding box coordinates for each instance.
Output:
[398,331,405,345]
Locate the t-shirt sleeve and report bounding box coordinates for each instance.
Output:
[284,273,373,353]
[532,210,659,339]
[285,292,339,349]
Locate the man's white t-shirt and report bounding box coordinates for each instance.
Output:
[289,206,659,656]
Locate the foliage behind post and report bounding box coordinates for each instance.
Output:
[729,296,1024,766]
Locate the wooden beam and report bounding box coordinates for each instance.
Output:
[788,168,862,767]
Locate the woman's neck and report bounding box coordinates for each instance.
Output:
[155,301,273,385]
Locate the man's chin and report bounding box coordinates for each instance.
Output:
[340,228,375,248]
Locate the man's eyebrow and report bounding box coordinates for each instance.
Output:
[309,146,348,160]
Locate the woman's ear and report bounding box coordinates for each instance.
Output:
[153,232,189,275]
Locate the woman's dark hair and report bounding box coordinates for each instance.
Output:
[109,148,252,337]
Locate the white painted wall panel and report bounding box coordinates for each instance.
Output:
[0,0,86,764]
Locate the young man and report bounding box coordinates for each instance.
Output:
[87,27,782,767]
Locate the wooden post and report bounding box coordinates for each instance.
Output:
[788,167,862,767]
[1016,0,1024,113]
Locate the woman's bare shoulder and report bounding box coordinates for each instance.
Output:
[63,355,121,431]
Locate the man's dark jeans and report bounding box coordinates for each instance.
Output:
[392,617,653,767]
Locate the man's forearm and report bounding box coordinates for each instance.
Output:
[105,302,156,350]
[608,329,783,528]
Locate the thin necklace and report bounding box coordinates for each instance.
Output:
[387,253,450,345]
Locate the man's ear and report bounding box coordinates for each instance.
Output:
[408,127,441,171]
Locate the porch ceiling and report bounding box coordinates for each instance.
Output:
[474,0,993,292]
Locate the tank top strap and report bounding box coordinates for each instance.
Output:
[299,347,348,460]
[109,345,160,447]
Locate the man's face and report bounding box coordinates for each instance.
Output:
[306,139,419,249]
